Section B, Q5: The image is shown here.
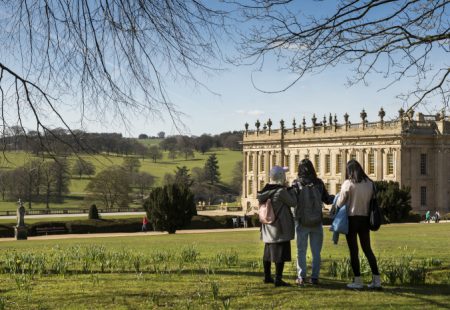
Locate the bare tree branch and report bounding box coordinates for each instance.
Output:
[0,0,230,151]
[234,0,450,112]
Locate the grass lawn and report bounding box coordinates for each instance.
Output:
[137,138,163,147]
[0,148,242,211]
[0,223,449,309]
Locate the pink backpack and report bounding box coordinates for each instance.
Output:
[259,198,276,224]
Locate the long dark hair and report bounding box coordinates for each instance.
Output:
[298,158,317,180]
[346,159,370,183]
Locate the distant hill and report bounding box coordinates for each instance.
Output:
[0,148,242,211]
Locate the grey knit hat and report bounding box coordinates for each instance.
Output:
[269,165,287,184]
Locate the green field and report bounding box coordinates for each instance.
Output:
[0,223,449,309]
[0,148,242,211]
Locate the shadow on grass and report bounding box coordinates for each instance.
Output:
[381,284,450,308]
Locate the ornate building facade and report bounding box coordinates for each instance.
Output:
[241,109,450,214]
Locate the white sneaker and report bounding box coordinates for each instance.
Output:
[367,275,382,289]
[347,276,364,289]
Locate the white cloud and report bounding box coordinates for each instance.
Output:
[236,110,265,116]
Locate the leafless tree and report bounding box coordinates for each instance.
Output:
[0,1,228,149]
[233,0,450,114]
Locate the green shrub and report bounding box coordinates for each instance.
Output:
[0,225,14,238]
[186,215,234,229]
[404,212,421,223]
[88,204,100,220]
[143,184,196,233]
[374,181,411,223]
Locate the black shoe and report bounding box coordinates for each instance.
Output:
[274,280,291,287]
[309,278,319,285]
[264,277,274,284]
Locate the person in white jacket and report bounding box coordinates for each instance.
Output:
[336,159,381,289]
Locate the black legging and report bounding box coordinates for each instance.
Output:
[263,260,285,281]
[345,216,379,277]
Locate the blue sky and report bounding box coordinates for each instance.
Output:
[2,0,447,137]
[92,0,446,137]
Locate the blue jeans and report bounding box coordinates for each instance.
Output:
[295,222,323,279]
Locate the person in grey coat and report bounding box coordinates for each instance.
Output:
[258,165,297,287]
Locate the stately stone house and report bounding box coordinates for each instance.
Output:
[241,109,450,214]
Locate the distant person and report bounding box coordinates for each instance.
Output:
[243,213,248,228]
[292,159,335,285]
[425,210,431,223]
[258,166,296,287]
[142,216,149,232]
[336,159,381,289]
[434,211,440,223]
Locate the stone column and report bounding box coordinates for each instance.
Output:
[243,151,248,197]
[253,152,258,195]
[436,147,446,212]
[395,148,402,184]
[256,152,261,191]
[403,147,411,184]
[376,148,383,181]
[382,149,388,177]
[340,149,347,184]
[264,151,270,183]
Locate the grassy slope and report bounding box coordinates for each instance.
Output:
[0,147,242,211]
[0,223,449,309]
[137,138,163,147]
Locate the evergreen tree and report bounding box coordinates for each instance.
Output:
[174,166,193,188]
[143,184,196,233]
[88,204,100,220]
[374,181,411,223]
[204,154,220,184]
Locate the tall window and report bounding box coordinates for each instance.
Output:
[272,154,277,167]
[368,153,375,174]
[387,153,394,175]
[259,179,265,190]
[420,154,427,175]
[336,154,342,174]
[294,155,300,172]
[420,186,427,206]
[284,155,290,168]
[260,154,265,172]
[325,154,331,174]
[248,154,253,172]
[248,180,253,196]
[314,154,320,173]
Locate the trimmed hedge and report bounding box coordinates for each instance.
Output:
[0,215,258,238]
[0,224,14,238]
[185,215,234,230]
[403,212,421,223]
[1,209,423,238]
